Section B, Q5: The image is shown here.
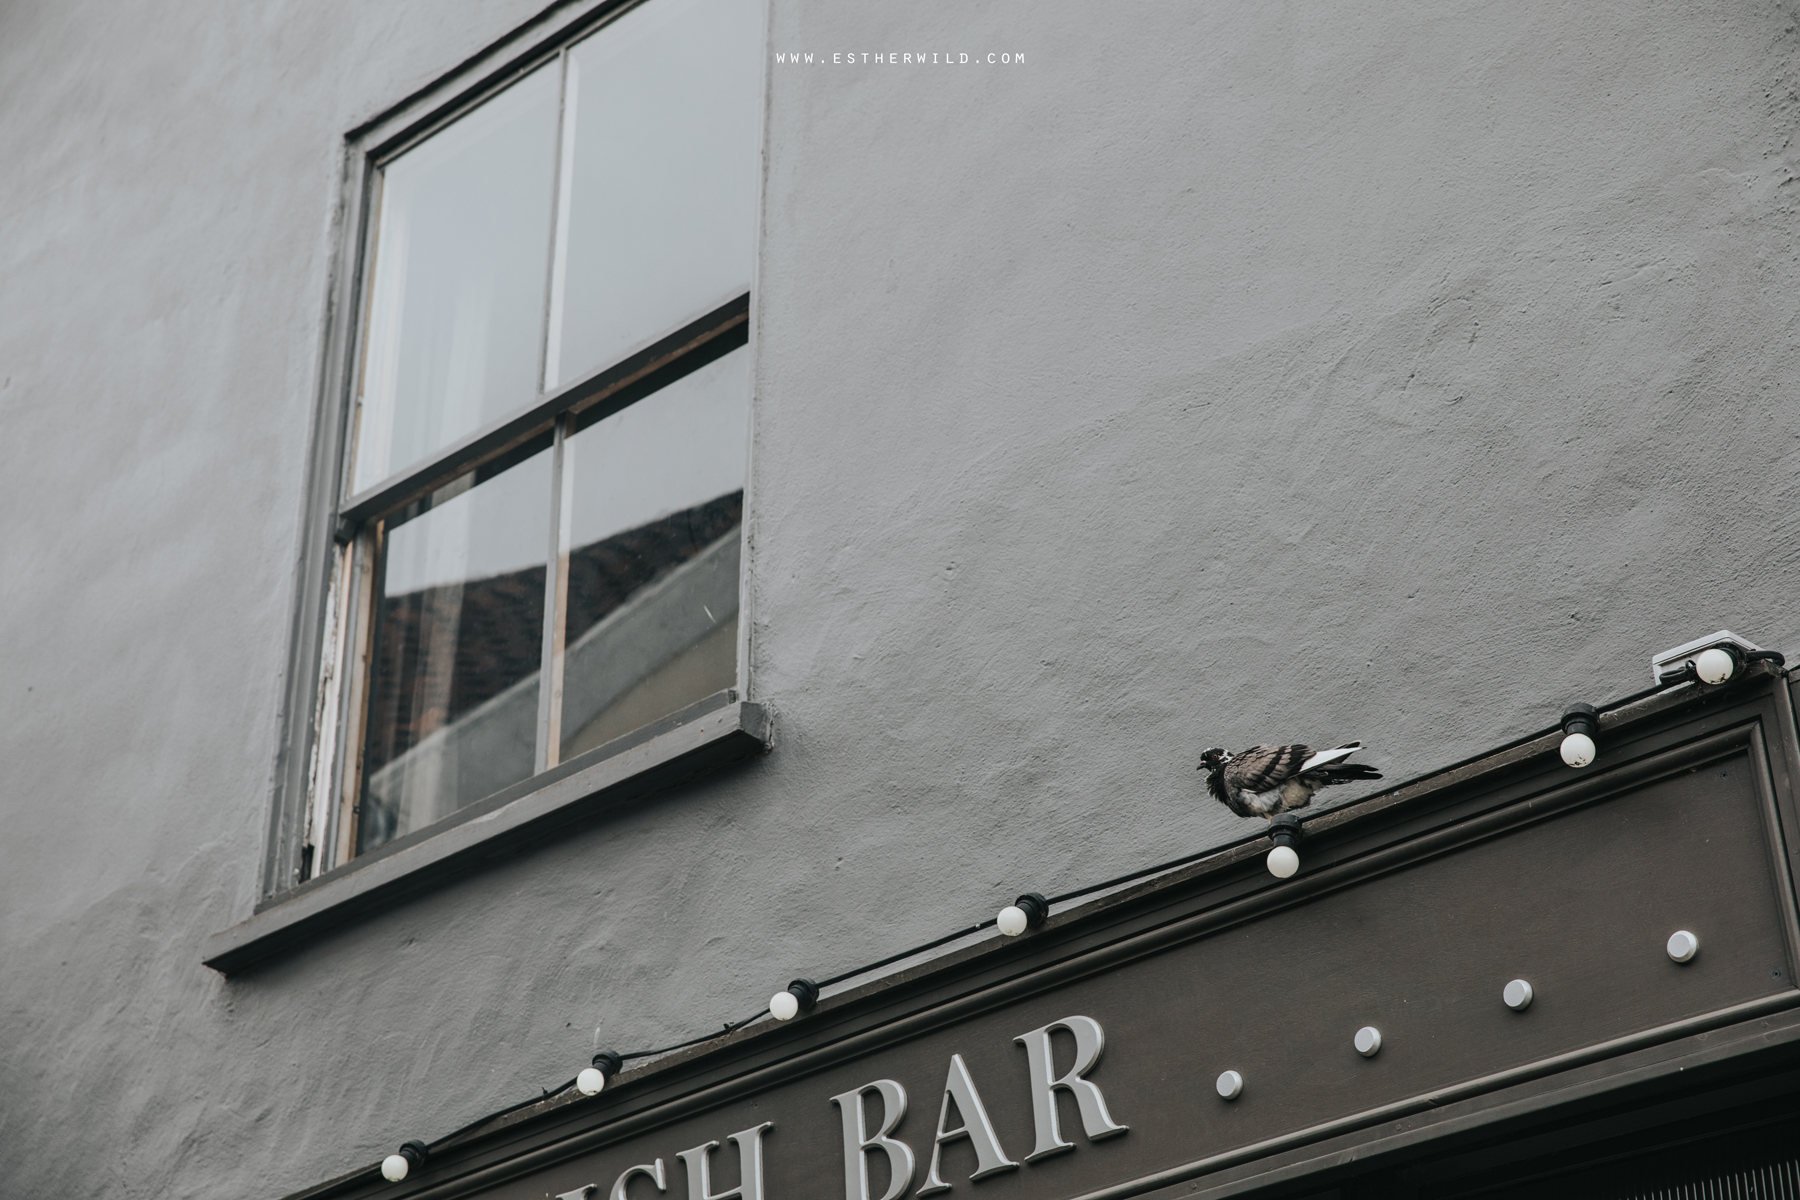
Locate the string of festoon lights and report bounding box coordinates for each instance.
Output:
[375,831,1255,1182]
[378,648,1783,1183]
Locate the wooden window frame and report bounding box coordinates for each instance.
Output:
[253,0,769,921]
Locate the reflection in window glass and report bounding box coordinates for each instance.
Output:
[354,67,560,493]
[545,0,762,388]
[559,347,749,760]
[358,446,551,853]
[324,1,767,874]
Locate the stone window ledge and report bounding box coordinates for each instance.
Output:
[204,696,771,975]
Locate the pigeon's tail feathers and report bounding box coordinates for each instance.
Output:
[1311,763,1383,785]
[1299,742,1363,773]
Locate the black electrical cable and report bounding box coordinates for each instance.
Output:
[812,839,1264,992]
[425,838,1264,1156]
[619,1009,771,1061]
[429,1078,582,1149]
[1046,841,1244,908]
[413,847,1228,1156]
[816,916,997,988]
[423,1008,769,1153]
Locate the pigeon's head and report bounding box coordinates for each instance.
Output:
[1198,747,1230,772]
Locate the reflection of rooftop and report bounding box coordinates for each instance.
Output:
[357,492,742,850]
[559,532,739,759]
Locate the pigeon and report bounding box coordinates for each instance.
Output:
[1197,742,1382,819]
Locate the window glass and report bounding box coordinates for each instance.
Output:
[312,0,767,882]
[545,0,762,389]
[353,67,561,493]
[358,445,551,853]
[559,346,748,759]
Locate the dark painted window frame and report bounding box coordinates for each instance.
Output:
[231,0,769,973]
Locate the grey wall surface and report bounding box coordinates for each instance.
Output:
[2,1,1797,1196]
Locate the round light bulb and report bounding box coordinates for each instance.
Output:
[1503,979,1533,1011]
[1215,1069,1244,1100]
[381,1154,411,1183]
[1560,732,1595,768]
[769,989,800,1021]
[1695,647,1736,685]
[1267,845,1299,879]
[576,1066,606,1095]
[996,905,1029,936]
[1354,1026,1382,1057]
[1667,929,1699,963]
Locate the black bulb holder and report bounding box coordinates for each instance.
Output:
[397,1140,428,1172]
[1560,703,1598,740]
[1013,892,1051,930]
[785,978,821,1013]
[1268,813,1304,850]
[591,1049,624,1077]
[1657,660,1698,686]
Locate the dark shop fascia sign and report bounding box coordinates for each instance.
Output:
[318,673,1800,1200]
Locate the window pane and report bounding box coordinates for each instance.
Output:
[358,446,551,853]
[353,67,560,493]
[545,0,762,389]
[559,348,748,760]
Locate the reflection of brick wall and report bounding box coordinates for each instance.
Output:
[363,567,545,781]
[566,491,742,642]
[364,490,744,777]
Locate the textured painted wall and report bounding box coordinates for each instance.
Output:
[2,1,1798,1196]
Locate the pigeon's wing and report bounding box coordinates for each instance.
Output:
[1224,744,1312,793]
[1299,741,1362,773]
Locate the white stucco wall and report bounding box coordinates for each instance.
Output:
[1,1,1797,1195]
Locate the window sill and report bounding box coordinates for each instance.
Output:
[204,696,771,975]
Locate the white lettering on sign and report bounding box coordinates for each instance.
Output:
[833,1015,1126,1200]
[829,1078,915,1200]
[1013,1015,1128,1161]
[676,1124,773,1200]
[576,1157,665,1200]
[916,1053,1018,1195]
[558,1016,1124,1200]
